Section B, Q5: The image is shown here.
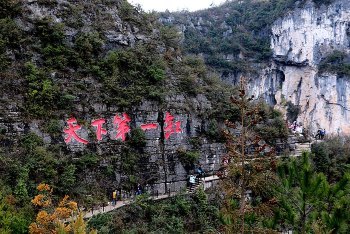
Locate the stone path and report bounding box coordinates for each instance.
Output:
[290,142,312,157]
[83,192,177,219]
[80,140,316,220]
[81,174,221,219]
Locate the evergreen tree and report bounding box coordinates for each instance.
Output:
[272,152,350,233]
[220,79,277,233]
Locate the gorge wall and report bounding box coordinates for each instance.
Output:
[252,0,350,135]
[162,0,350,135]
[0,0,231,202]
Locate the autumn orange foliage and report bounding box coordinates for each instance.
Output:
[28,183,81,234]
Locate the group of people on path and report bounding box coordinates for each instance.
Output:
[111,166,205,205]
[188,165,205,189]
[288,121,303,135]
[288,120,326,140]
[111,184,143,205]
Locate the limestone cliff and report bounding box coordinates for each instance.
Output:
[0,0,230,201]
[254,0,350,135]
[163,0,350,135]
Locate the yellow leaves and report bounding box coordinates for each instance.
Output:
[29,183,87,234]
[37,183,52,192]
[58,195,77,211]
[58,195,70,207]
[68,201,78,211]
[28,223,47,234]
[36,210,52,224]
[54,207,72,220]
[32,194,51,207]
[32,183,53,208]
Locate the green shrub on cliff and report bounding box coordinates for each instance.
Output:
[162,0,298,68]
[319,50,350,77]
[0,17,22,70]
[0,0,22,18]
[34,18,72,69]
[88,189,220,233]
[24,62,60,117]
[100,44,166,107]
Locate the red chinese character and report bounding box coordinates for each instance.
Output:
[113,113,131,141]
[91,118,107,141]
[64,117,88,144]
[164,112,182,140]
[140,123,158,131]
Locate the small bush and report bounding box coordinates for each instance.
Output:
[255,118,288,145]
[119,0,135,21]
[21,132,44,152]
[177,148,200,169]
[319,50,350,76]
[0,17,22,69]
[286,101,300,122]
[77,153,99,169]
[59,164,76,192]
[24,62,60,117]
[159,26,181,48]
[73,31,103,68]
[45,119,61,135]
[128,127,147,148]
[311,142,330,173]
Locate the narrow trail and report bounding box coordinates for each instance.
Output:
[290,142,312,157]
[80,139,319,219]
[81,175,220,219]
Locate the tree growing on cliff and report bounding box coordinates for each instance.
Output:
[220,79,278,233]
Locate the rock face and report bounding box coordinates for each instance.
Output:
[271,1,350,65]
[160,0,350,135]
[0,0,226,197]
[253,0,350,135]
[61,98,225,194]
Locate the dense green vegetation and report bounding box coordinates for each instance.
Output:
[255,103,289,145]
[311,136,350,182]
[88,189,220,233]
[318,50,350,77]
[90,90,349,233]
[160,0,300,73]
[161,0,336,74]
[0,0,347,233]
[272,152,350,233]
[0,0,239,229]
